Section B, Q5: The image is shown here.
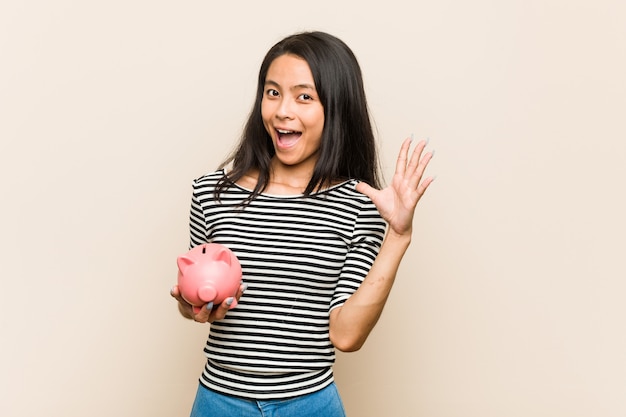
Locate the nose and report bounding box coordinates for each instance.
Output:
[276,98,294,120]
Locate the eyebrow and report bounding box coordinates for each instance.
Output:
[264,79,316,91]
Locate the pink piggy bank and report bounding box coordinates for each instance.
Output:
[177,243,243,314]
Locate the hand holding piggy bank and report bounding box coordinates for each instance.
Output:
[177,243,243,314]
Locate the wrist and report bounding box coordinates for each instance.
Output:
[384,228,412,247]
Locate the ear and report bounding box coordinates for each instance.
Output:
[215,248,232,266]
[177,255,195,273]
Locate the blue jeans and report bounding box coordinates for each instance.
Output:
[190,383,347,417]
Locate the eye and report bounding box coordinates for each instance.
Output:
[298,93,313,101]
[266,89,279,97]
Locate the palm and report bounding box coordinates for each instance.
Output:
[357,138,434,236]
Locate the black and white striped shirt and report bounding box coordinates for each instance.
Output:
[189,170,386,399]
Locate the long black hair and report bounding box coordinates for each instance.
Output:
[216,31,381,200]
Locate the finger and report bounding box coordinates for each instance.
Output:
[170,285,179,298]
[210,297,235,321]
[408,149,434,191]
[405,139,428,179]
[237,282,248,300]
[394,137,412,179]
[355,181,375,198]
[170,285,189,305]
[193,301,213,323]
[417,175,435,196]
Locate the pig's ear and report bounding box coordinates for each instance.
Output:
[215,248,231,266]
[177,255,195,273]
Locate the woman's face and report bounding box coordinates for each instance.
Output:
[261,54,324,174]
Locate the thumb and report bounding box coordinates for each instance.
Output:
[355,181,375,198]
[170,284,180,298]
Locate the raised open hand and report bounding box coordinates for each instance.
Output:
[356,137,434,237]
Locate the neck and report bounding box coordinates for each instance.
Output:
[268,158,315,193]
[238,167,314,196]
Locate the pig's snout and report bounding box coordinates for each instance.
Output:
[198,286,217,303]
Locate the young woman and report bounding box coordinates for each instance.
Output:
[171,31,434,416]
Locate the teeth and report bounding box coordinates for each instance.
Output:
[277,129,295,134]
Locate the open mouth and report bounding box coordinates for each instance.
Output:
[276,129,302,147]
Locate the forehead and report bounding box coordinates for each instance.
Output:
[265,54,315,87]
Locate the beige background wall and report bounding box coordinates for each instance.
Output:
[1,1,624,416]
